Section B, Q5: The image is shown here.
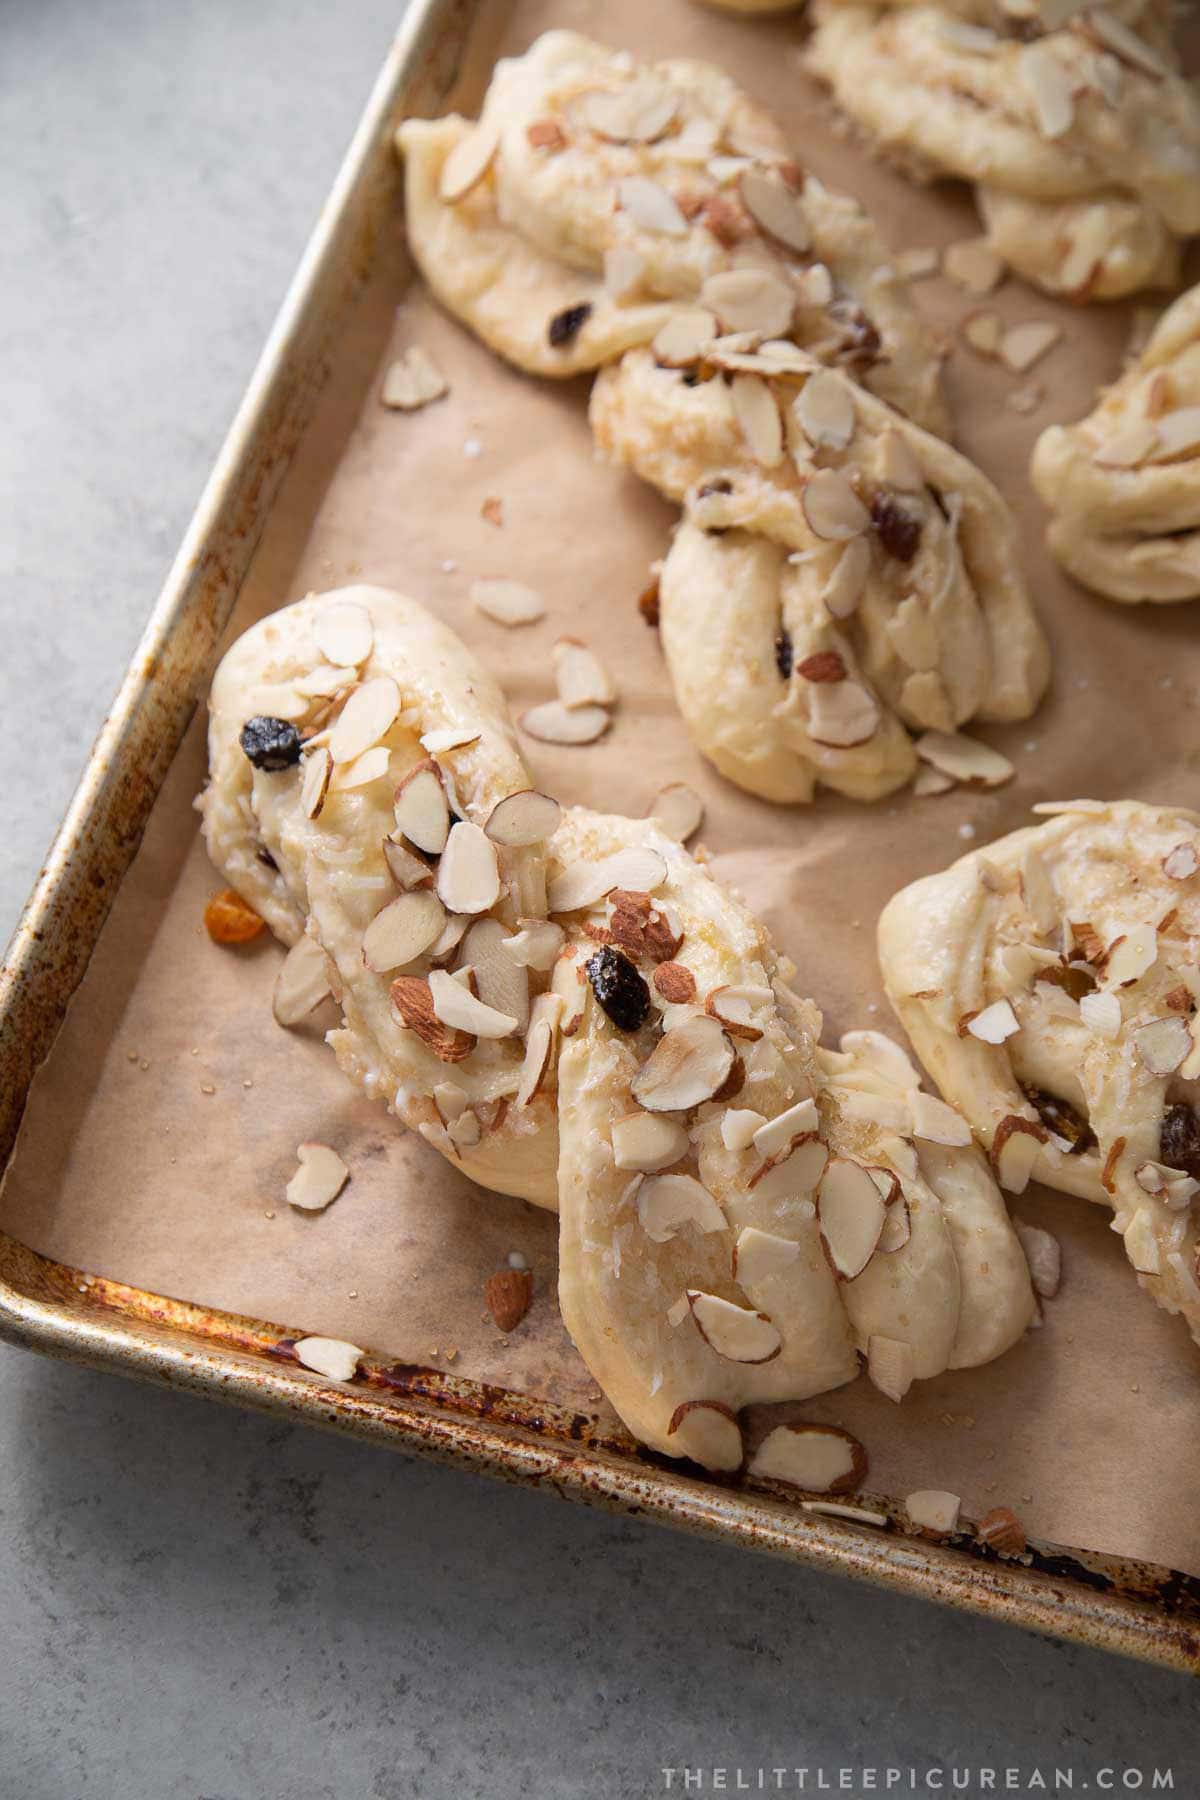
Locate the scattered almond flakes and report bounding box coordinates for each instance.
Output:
[894,246,939,281]
[1007,383,1045,416]
[381,346,448,412]
[1000,321,1062,374]
[484,1267,533,1332]
[470,578,545,627]
[943,238,1005,296]
[961,310,1002,357]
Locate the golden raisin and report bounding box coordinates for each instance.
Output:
[204,888,266,944]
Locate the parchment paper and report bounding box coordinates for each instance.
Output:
[6,0,1200,1575]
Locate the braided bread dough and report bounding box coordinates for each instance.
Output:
[1031,283,1200,602]
[878,799,1200,1346]
[203,587,1034,1468]
[591,345,1049,800]
[807,1,1200,299]
[396,30,946,430]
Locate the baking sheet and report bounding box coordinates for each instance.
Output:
[5,0,1200,1576]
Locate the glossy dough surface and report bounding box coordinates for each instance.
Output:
[1031,283,1200,602]
[807,1,1200,299]
[878,799,1200,1344]
[591,346,1049,800]
[396,29,946,430]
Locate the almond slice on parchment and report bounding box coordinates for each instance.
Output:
[914,730,1014,789]
[553,638,617,709]
[520,700,611,745]
[470,579,546,627]
[867,1333,914,1403]
[286,1142,350,1213]
[750,1423,867,1493]
[647,782,704,843]
[294,1336,363,1381]
[906,1489,961,1533]
[667,1400,743,1471]
[381,347,448,412]
[273,935,333,1027]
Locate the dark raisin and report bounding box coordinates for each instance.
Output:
[547,302,592,348]
[1020,1084,1094,1156]
[1034,963,1096,1002]
[256,846,279,871]
[586,946,651,1033]
[697,478,733,498]
[1160,1103,1200,1180]
[870,492,922,563]
[239,715,303,771]
[775,629,794,679]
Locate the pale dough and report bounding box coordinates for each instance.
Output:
[591,345,1049,800]
[396,29,946,430]
[878,798,1200,1345]
[1031,282,1200,602]
[807,1,1200,300]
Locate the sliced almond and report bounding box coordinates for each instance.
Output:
[1081,9,1168,78]
[294,1336,362,1382]
[617,174,688,237]
[808,678,880,748]
[1163,842,1200,881]
[1079,988,1122,1039]
[393,760,450,855]
[990,1114,1048,1194]
[548,847,666,915]
[1125,1206,1161,1274]
[575,84,678,145]
[895,247,940,281]
[436,821,501,916]
[962,309,1003,357]
[439,119,500,202]
[362,889,446,974]
[637,1173,725,1242]
[301,745,332,819]
[821,535,870,620]
[328,676,401,765]
[470,578,545,627]
[817,1158,887,1279]
[1014,1219,1061,1298]
[752,1095,819,1159]
[699,268,794,338]
[1000,321,1062,374]
[750,1424,866,1493]
[687,1290,780,1363]
[730,374,784,467]
[273,935,333,1028]
[646,782,703,844]
[390,974,474,1061]
[1143,406,1200,465]
[795,369,856,452]
[314,600,373,667]
[877,1195,912,1254]
[286,1142,350,1213]
[867,1333,914,1403]
[905,1489,960,1533]
[1020,42,1075,138]
[915,730,1014,789]
[737,168,811,253]
[703,985,765,1042]
[977,1505,1026,1556]
[550,951,587,1036]
[520,699,610,746]
[914,765,955,797]
[553,638,616,709]
[940,17,1000,53]
[631,1014,734,1112]
[732,1226,801,1286]
[943,238,1005,296]
[1093,422,1159,469]
[295,662,357,699]
[651,307,717,368]
[612,1113,689,1174]
[965,998,1021,1045]
[666,1400,742,1472]
[910,1092,972,1146]
[515,991,561,1108]
[484,789,561,848]
[381,347,448,412]
[750,1136,829,1200]
[1135,1016,1191,1077]
[428,967,517,1038]
[800,469,870,542]
[460,917,530,1032]
[720,1108,767,1153]
[330,744,391,791]
[604,242,646,301]
[501,919,564,971]
[1105,922,1158,987]
[420,727,481,757]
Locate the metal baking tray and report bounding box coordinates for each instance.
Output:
[3,0,1199,1674]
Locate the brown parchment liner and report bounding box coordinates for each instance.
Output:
[5,0,1200,1575]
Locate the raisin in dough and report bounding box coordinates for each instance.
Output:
[878,799,1200,1344]
[554,854,1034,1469]
[807,1,1200,300]
[590,345,1049,801]
[396,29,947,431]
[1031,283,1200,602]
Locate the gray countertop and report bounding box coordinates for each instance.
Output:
[1,3,1196,1794]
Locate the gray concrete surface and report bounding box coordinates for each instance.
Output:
[0,3,1196,1796]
